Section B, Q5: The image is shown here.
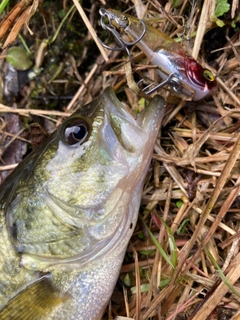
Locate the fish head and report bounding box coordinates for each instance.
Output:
[3,87,165,268]
[45,87,160,208]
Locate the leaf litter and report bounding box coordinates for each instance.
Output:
[0,0,240,319]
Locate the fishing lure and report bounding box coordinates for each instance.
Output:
[99,8,217,101]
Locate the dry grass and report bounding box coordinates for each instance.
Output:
[1,0,240,319]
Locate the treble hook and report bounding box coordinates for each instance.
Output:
[98,8,147,61]
[97,22,132,61]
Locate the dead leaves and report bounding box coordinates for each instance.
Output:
[0,0,42,50]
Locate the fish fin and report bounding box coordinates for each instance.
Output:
[0,276,67,319]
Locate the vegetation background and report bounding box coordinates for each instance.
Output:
[0,0,240,319]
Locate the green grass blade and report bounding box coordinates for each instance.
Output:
[140,216,175,269]
[0,0,9,15]
[205,247,240,298]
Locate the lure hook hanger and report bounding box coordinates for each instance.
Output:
[140,73,183,95]
[99,8,146,61]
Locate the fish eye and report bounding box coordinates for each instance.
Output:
[203,69,215,82]
[62,119,89,146]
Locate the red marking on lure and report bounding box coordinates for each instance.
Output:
[184,57,217,92]
[100,9,217,100]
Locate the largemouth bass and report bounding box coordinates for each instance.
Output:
[0,87,165,319]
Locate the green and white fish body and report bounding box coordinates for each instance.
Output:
[0,87,165,319]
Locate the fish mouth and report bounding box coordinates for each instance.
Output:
[101,91,146,155]
[100,87,165,156]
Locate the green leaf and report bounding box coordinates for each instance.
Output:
[215,0,230,17]
[170,0,184,8]
[210,14,225,27]
[176,200,183,208]
[137,231,144,239]
[160,277,171,288]
[0,0,9,15]
[131,283,150,294]
[139,249,156,256]
[177,218,190,235]
[123,273,131,287]
[7,47,33,71]
[160,218,178,268]
[215,17,226,27]
[231,14,240,28]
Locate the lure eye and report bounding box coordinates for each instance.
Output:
[62,119,89,146]
[203,69,215,82]
[119,15,128,24]
[114,14,129,29]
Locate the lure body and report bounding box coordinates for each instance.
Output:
[100,9,217,101]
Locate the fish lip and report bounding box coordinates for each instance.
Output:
[99,87,149,154]
[101,87,139,127]
[101,87,163,132]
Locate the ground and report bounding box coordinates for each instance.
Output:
[0,0,240,319]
